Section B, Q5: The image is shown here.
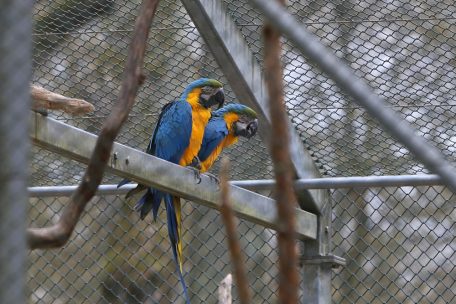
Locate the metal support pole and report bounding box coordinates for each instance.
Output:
[233,174,443,190]
[300,191,343,304]
[250,0,456,194]
[0,0,32,303]
[27,174,444,197]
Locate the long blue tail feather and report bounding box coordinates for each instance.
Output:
[165,195,190,304]
[151,190,162,221]
[171,240,190,304]
[134,188,164,221]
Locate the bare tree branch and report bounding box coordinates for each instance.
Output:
[27,0,161,250]
[219,157,251,304]
[31,85,95,115]
[263,1,300,302]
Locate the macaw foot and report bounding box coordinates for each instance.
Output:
[188,156,202,184]
[189,156,202,171]
[188,166,202,184]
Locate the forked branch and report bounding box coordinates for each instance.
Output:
[27,0,161,249]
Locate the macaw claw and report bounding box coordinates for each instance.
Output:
[188,156,202,184]
[187,166,202,184]
[204,172,220,185]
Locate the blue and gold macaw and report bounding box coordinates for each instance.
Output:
[197,103,258,173]
[118,78,224,303]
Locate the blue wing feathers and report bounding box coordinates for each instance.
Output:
[147,102,174,155]
[198,117,229,162]
[133,100,192,219]
[152,101,192,162]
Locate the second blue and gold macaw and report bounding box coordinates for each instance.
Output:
[118,78,224,303]
[197,103,258,172]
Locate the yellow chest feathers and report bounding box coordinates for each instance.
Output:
[179,89,211,166]
[200,133,238,172]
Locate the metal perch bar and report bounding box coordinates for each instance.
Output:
[233,174,444,190]
[30,112,318,240]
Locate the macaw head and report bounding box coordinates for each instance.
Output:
[213,103,258,139]
[234,119,258,139]
[181,78,225,109]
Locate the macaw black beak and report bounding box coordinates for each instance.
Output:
[201,88,225,109]
[246,119,258,138]
[234,119,258,138]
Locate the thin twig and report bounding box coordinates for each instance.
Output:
[219,158,251,304]
[27,0,161,249]
[263,0,300,302]
[31,85,95,115]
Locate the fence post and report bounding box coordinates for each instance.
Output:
[300,191,345,303]
[0,0,32,303]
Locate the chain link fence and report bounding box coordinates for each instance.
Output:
[332,186,455,304]
[29,195,280,303]
[26,0,456,303]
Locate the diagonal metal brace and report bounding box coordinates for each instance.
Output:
[181,0,326,214]
[30,112,317,240]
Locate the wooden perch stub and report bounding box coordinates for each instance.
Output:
[218,274,232,304]
[31,85,95,115]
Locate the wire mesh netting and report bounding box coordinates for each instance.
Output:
[29,195,279,303]
[28,0,456,303]
[332,186,455,304]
